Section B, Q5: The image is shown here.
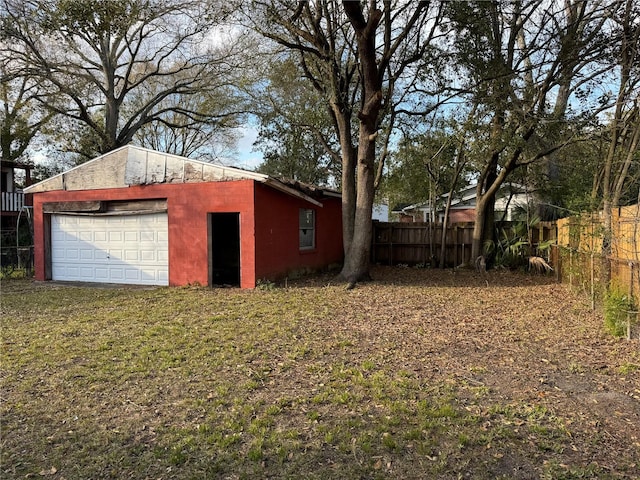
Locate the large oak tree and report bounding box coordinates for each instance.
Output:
[443,0,615,261]
[243,0,444,283]
[1,0,243,160]
[0,63,53,162]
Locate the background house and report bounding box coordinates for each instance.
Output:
[391,183,534,223]
[1,159,33,266]
[24,146,343,288]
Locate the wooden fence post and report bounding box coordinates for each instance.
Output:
[630,261,635,304]
[389,224,393,266]
[569,250,573,287]
[590,253,595,311]
[454,225,458,267]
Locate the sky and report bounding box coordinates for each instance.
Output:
[230,125,263,171]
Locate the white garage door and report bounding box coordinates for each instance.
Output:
[51,213,169,285]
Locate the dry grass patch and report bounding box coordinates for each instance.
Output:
[1,267,639,479]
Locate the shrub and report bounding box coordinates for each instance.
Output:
[486,217,553,270]
[256,278,276,290]
[604,283,636,337]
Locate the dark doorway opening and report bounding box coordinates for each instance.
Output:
[208,212,240,287]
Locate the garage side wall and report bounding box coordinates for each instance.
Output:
[253,184,343,282]
[31,181,257,288]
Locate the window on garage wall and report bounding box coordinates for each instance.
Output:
[299,208,315,250]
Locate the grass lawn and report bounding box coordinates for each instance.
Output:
[1,266,639,479]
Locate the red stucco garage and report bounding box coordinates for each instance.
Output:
[24,146,343,288]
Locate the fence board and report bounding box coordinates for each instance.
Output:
[555,204,640,310]
[372,221,555,268]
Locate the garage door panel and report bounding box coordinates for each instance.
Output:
[51,213,168,286]
[109,268,125,281]
[64,232,79,242]
[140,230,154,242]
[95,268,109,280]
[66,249,79,260]
[124,231,137,242]
[124,250,138,261]
[139,250,153,261]
[94,250,109,261]
[125,269,140,281]
[108,249,123,260]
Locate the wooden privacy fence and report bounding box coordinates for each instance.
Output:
[371,221,557,268]
[555,204,640,307]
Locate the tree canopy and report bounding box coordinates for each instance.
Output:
[1,0,245,160]
[252,57,340,187]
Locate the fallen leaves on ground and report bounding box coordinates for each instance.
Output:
[1,266,638,479]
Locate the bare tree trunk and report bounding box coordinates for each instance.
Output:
[332,107,357,257]
[601,200,613,285]
[482,192,496,264]
[471,192,497,264]
[339,2,383,283]
[341,119,377,282]
[471,151,499,261]
[428,187,434,260]
[471,195,488,262]
[439,144,466,268]
[439,190,454,268]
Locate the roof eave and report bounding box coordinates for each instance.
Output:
[263,178,324,207]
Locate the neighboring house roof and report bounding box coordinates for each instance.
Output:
[444,183,530,208]
[392,183,532,215]
[390,202,416,213]
[24,145,338,207]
